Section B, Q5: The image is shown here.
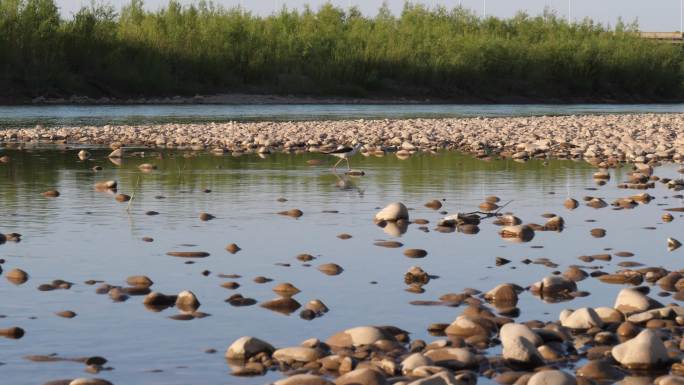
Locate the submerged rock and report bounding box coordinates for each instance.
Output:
[499,225,535,242]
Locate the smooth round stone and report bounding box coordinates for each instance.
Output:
[305,299,329,314]
[614,288,652,314]
[126,275,153,287]
[484,283,519,306]
[42,190,60,198]
[559,308,603,330]
[527,370,576,385]
[273,346,324,363]
[594,307,624,324]
[590,228,606,237]
[500,323,543,367]
[225,336,275,360]
[175,291,200,312]
[423,347,478,369]
[400,353,433,375]
[56,311,77,318]
[479,201,498,211]
[334,368,387,385]
[577,359,625,381]
[0,327,25,339]
[403,249,428,258]
[499,225,535,242]
[611,329,670,370]
[114,194,130,202]
[278,209,303,218]
[531,275,577,295]
[326,326,392,349]
[260,297,301,314]
[272,283,300,296]
[318,263,343,276]
[225,243,241,254]
[375,202,409,221]
[6,268,29,284]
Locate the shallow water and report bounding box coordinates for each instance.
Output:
[1,103,684,128]
[0,148,682,385]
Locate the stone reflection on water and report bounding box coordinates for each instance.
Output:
[0,148,682,385]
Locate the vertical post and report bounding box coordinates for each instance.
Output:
[568,0,571,24]
[483,0,486,18]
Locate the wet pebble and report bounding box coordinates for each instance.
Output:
[225,243,241,254]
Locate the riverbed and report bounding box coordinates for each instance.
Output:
[0,148,682,385]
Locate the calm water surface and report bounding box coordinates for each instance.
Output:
[0,149,682,385]
[1,103,684,128]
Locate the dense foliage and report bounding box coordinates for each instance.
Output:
[1,0,682,101]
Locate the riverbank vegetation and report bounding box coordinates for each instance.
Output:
[1,0,682,102]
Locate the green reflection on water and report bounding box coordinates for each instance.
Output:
[0,148,604,205]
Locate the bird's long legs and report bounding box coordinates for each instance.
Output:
[346,158,351,170]
[332,158,343,172]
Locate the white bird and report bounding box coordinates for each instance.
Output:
[326,143,363,171]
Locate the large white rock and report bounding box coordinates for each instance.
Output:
[614,288,652,314]
[611,329,670,370]
[225,336,275,360]
[500,323,543,346]
[559,308,604,330]
[500,324,544,367]
[326,326,392,349]
[273,346,323,363]
[175,290,200,312]
[527,370,576,385]
[423,347,478,369]
[375,202,409,221]
[445,315,497,337]
[531,275,577,295]
[401,353,434,375]
[594,307,624,323]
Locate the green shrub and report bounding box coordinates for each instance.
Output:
[0,0,682,100]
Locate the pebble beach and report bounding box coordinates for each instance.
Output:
[2,113,684,164]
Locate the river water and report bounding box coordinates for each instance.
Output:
[1,103,684,128]
[0,147,682,384]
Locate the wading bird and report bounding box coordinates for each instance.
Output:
[326,143,363,172]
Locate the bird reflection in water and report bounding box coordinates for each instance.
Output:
[333,173,364,197]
